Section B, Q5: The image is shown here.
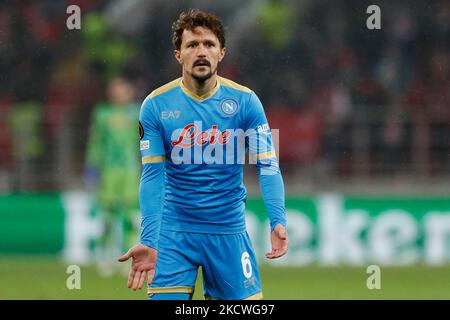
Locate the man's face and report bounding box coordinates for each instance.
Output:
[175,26,226,82]
[107,78,135,106]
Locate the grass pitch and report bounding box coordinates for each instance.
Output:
[0,257,449,299]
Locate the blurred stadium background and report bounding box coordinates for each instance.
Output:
[1,0,450,299]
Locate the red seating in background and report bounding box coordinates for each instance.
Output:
[265,107,323,165]
[0,97,13,168]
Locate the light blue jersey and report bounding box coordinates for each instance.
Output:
[139,76,285,249]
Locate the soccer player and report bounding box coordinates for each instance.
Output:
[118,9,288,300]
[86,77,141,273]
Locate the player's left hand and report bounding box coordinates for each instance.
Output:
[117,244,158,291]
[265,224,288,259]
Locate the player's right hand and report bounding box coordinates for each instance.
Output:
[117,244,158,291]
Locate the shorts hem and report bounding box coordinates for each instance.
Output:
[147,286,194,294]
[204,291,263,300]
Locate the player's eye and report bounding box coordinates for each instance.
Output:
[187,43,197,48]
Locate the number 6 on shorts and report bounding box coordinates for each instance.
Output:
[241,251,253,279]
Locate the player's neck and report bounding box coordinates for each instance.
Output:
[182,73,218,97]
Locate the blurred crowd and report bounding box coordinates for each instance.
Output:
[0,0,449,192]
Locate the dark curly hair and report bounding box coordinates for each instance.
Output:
[172,9,225,50]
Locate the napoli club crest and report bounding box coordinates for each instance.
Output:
[220,99,239,116]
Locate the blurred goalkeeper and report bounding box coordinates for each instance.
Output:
[86,76,141,274]
[118,9,288,300]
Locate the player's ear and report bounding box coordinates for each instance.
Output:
[218,47,226,62]
[174,50,182,64]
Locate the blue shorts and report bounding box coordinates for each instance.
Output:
[147,230,263,300]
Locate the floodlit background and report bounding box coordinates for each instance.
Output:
[0,0,450,299]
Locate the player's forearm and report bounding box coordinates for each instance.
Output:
[139,162,165,250]
[258,164,286,231]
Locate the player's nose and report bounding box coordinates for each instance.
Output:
[196,44,207,57]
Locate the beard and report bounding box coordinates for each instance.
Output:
[189,65,217,83]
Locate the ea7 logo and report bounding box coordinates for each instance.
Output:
[162,111,181,119]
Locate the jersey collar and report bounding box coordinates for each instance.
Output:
[180,77,221,102]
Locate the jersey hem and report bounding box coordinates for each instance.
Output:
[160,224,247,235]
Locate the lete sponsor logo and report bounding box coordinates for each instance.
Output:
[171,123,231,147]
[169,121,279,166]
